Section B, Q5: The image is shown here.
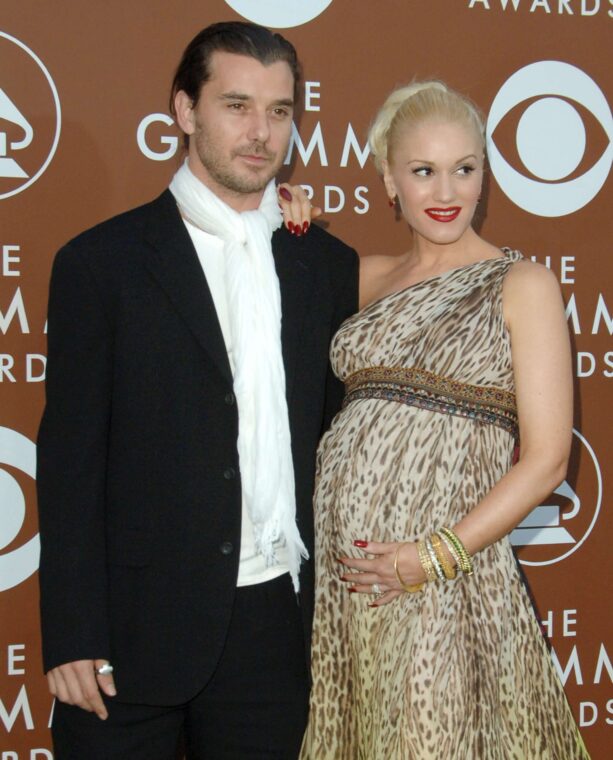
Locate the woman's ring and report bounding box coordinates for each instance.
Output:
[371,583,382,598]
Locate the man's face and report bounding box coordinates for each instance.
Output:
[176,51,295,210]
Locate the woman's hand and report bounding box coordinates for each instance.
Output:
[277,183,322,235]
[338,539,427,607]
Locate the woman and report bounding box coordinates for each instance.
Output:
[282,80,588,759]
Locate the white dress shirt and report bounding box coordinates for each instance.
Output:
[184,220,289,586]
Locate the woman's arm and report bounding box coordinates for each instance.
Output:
[451,260,572,554]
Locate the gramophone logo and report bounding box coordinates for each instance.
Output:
[0,31,61,200]
[511,429,602,566]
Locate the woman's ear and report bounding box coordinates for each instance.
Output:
[382,159,396,201]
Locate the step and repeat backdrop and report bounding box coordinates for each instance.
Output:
[1,1,611,757]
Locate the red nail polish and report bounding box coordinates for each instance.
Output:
[335,557,345,564]
[295,227,302,237]
[388,199,395,207]
[302,221,309,234]
[368,602,378,608]
[348,587,357,593]
[287,221,294,233]
[279,186,292,202]
[354,540,368,548]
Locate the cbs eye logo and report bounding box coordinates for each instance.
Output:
[0,31,61,200]
[487,61,612,218]
[0,427,39,592]
[224,0,333,28]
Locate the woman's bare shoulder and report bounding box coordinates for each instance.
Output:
[359,252,404,279]
[504,257,560,294]
[359,253,403,307]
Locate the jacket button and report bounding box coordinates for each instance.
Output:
[224,392,235,406]
[219,541,234,555]
[223,467,236,480]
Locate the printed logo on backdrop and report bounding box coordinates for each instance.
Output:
[224,0,333,28]
[511,428,602,566]
[487,61,612,217]
[0,427,39,591]
[0,31,61,200]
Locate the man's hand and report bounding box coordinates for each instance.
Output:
[47,659,117,720]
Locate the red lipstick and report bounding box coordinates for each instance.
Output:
[425,207,461,223]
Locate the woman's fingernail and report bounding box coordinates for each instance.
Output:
[348,587,357,593]
[279,186,293,202]
[354,540,368,548]
[295,226,302,237]
[367,602,378,608]
[302,221,310,234]
[287,221,295,233]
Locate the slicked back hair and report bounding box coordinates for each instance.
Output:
[169,20,301,123]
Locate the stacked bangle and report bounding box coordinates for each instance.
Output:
[393,543,424,593]
[417,539,438,583]
[430,532,457,580]
[395,529,473,595]
[439,527,473,576]
[425,537,446,582]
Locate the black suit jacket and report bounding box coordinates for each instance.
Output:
[37,190,358,705]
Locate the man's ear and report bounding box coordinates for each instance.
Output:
[174,90,196,136]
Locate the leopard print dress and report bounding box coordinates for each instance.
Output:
[300,250,589,759]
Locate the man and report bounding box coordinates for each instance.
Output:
[37,21,358,759]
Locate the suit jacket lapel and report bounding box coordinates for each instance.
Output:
[142,193,314,396]
[273,231,315,404]
[143,190,233,384]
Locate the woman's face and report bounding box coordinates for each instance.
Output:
[383,119,484,247]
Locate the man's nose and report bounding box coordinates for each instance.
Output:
[246,110,270,143]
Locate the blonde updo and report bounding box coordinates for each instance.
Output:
[368,80,485,174]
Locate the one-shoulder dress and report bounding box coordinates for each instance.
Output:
[300,250,589,759]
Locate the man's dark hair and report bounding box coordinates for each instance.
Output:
[169,20,301,119]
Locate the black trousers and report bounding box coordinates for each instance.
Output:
[52,573,310,759]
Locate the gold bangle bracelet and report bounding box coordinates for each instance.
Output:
[431,532,457,580]
[417,539,438,583]
[439,527,473,576]
[394,542,424,593]
[438,530,462,570]
[425,537,446,582]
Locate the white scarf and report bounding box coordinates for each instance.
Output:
[169,160,307,591]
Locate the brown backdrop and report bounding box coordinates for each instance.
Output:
[1,1,611,756]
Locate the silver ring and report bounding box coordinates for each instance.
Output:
[96,663,114,676]
[371,583,382,597]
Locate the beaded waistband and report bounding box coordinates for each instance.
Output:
[343,366,518,440]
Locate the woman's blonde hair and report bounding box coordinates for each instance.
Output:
[368,80,485,174]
